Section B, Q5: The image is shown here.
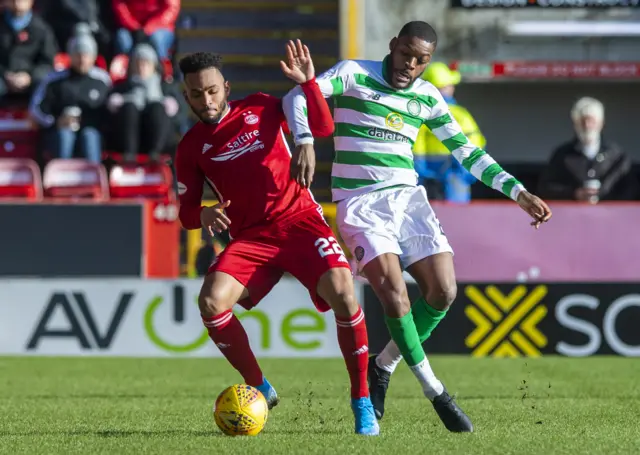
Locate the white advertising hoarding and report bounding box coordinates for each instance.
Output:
[0,278,355,357]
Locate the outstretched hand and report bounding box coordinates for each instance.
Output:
[280,39,315,84]
[517,191,552,229]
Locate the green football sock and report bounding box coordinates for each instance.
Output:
[412,297,447,343]
[384,311,425,367]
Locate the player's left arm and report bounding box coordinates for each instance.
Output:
[426,92,552,228]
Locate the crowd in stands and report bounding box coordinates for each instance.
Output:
[0,0,185,201]
[0,0,636,205]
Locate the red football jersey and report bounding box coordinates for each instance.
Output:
[176,93,321,238]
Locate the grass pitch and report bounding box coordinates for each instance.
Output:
[1,356,639,454]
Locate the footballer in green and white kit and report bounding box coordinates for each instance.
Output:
[283,21,552,431]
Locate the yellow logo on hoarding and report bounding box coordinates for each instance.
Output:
[464,285,548,358]
[385,113,404,130]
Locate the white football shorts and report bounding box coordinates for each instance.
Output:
[336,185,453,272]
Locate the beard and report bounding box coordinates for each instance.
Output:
[577,128,600,145]
[191,100,228,125]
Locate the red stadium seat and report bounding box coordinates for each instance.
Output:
[110,54,174,83]
[42,159,109,200]
[109,54,129,83]
[109,163,175,201]
[55,53,108,72]
[101,151,172,165]
[54,53,70,71]
[96,55,107,70]
[0,108,38,159]
[161,58,174,81]
[0,158,43,201]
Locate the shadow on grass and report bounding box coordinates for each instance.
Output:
[11,393,211,400]
[1,428,347,437]
[0,429,221,438]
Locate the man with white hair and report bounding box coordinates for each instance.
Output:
[538,96,638,202]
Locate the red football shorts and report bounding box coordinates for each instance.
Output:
[208,210,351,312]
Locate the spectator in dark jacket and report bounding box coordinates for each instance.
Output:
[112,0,180,59]
[41,0,111,63]
[106,43,182,162]
[0,0,56,102]
[29,32,111,163]
[538,97,638,202]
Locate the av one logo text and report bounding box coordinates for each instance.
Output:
[25,284,333,355]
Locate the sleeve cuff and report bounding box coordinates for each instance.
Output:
[294,133,314,146]
[300,77,317,88]
[510,184,526,202]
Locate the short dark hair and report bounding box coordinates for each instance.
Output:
[178,52,223,77]
[398,21,437,45]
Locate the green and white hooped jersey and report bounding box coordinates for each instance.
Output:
[282,58,525,202]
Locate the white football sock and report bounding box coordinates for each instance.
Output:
[376,340,403,373]
[409,357,444,401]
[377,341,445,401]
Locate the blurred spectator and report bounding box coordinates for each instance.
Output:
[106,43,182,162]
[112,0,180,59]
[29,32,111,163]
[41,0,111,63]
[413,62,484,203]
[0,0,56,103]
[538,97,638,202]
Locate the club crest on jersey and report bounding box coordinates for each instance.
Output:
[244,111,259,125]
[407,99,421,116]
[385,112,404,130]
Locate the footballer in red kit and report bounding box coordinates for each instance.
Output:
[175,41,379,436]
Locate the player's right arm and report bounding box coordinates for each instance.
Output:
[175,139,206,230]
[175,139,233,235]
[282,59,354,146]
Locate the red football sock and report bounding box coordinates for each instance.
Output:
[335,307,370,399]
[202,310,264,387]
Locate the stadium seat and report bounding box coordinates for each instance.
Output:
[109,54,129,83]
[53,53,70,71]
[161,58,174,82]
[0,108,38,159]
[110,54,175,83]
[54,53,108,71]
[0,158,43,201]
[102,151,172,165]
[42,159,109,200]
[108,162,175,201]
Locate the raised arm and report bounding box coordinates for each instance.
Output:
[282,57,353,146]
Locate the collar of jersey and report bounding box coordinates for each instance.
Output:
[382,55,419,93]
[216,103,232,124]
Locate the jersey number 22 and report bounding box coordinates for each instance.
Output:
[315,237,344,257]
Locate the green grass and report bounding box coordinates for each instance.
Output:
[0,356,639,454]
